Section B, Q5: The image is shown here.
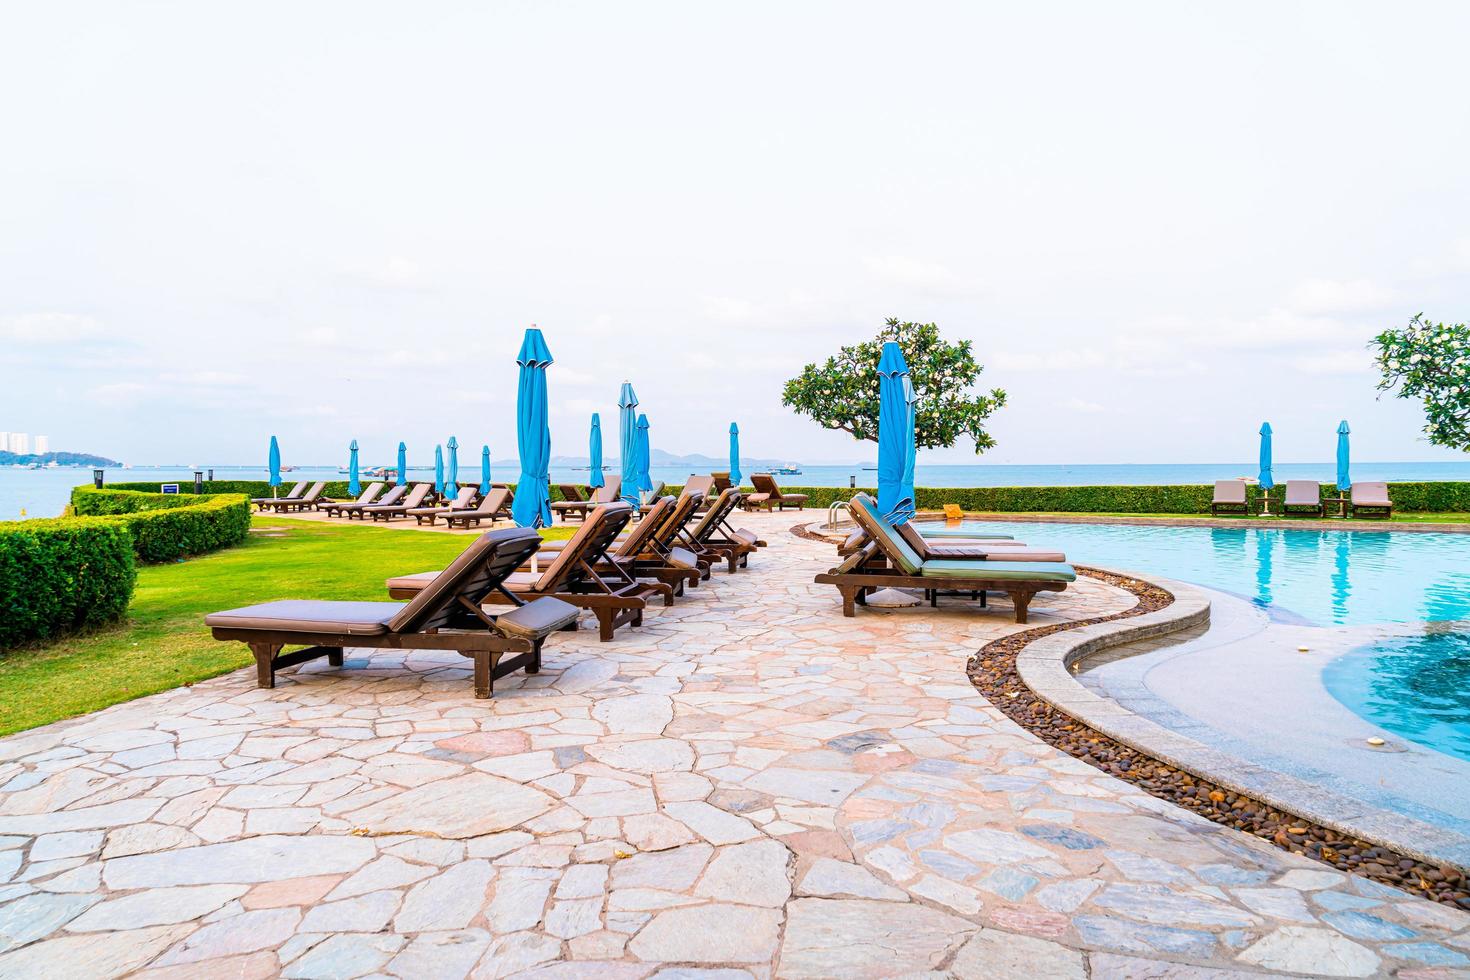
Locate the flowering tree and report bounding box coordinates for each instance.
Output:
[1372,314,1470,451]
[781,319,1007,451]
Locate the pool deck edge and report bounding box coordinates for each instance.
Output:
[926,511,1470,533]
[1017,570,1470,871]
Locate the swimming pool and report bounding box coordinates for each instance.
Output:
[1324,633,1470,763]
[931,520,1470,627]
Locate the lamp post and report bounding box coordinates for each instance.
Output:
[849,474,856,489]
[93,468,104,489]
[193,471,204,494]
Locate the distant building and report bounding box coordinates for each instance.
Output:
[8,433,28,454]
[34,435,49,455]
[0,433,8,453]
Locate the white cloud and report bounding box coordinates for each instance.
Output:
[159,370,249,386]
[1061,396,1106,414]
[1290,349,1375,375]
[862,256,973,294]
[1284,278,1394,315]
[0,313,103,344]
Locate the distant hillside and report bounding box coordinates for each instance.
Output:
[0,451,120,467]
[549,450,795,469]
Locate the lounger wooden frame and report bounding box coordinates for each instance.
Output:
[262,481,327,513]
[679,488,764,572]
[321,482,386,517]
[254,480,308,510]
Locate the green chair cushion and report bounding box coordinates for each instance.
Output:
[850,497,924,575]
[919,560,1076,583]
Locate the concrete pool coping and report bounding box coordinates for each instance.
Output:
[1016,570,1470,871]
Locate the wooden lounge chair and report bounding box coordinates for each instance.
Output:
[711,472,732,493]
[408,486,475,525]
[550,484,591,522]
[744,473,808,512]
[679,488,765,573]
[815,495,1075,623]
[321,482,386,517]
[1350,481,1393,519]
[389,502,672,641]
[205,527,580,698]
[540,495,703,596]
[444,488,513,529]
[1282,480,1325,518]
[364,483,433,522]
[253,480,307,510]
[266,481,327,512]
[837,502,1058,562]
[1211,480,1249,517]
[637,481,667,513]
[337,483,406,520]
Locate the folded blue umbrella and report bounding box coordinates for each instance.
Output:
[1336,420,1351,491]
[876,342,912,521]
[1258,422,1274,491]
[480,446,492,495]
[434,445,444,495]
[347,439,360,496]
[618,383,640,509]
[511,328,554,528]
[396,442,407,487]
[446,436,459,499]
[588,414,605,490]
[728,423,742,487]
[636,414,652,493]
[267,436,281,489]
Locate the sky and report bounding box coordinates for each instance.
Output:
[2,1,1468,468]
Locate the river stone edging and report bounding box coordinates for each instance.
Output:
[1016,572,1470,871]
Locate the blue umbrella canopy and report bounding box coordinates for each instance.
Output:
[434,445,445,495]
[899,375,918,520]
[348,439,361,496]
[267,436,282,488]
[446,436,459,499]
[876,342,912,519]
[728,422,742,487]
[396,442,407,486]
[480,445,492,494]
[618,382,640,509]
[636,414,652,492]
[511,327,554,528]
[1335,420,1351,491]
[1257,422,1275,491]
[588,414,605,490]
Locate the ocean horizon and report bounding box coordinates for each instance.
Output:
[7,460,1470,522]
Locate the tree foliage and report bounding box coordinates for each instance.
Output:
[781,319,1007,452]
[1372,313,1470,451]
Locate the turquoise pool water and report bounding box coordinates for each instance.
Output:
[933,520,1470,627]
[1324,634,1470,763]
[946,519,1470,760]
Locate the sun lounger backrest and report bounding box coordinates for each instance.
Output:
[282,480,308,499]
[1213,480,1246,504]
[652,491,701,549]
[1284,480,1319,505]
[388,527,542,633]
[399,483,433,508]
[448,487,476,508]
[683,475,714,498]
[357,482,385,504]
[1352,481,1390,506]
[687,488,741,542]
[593,478,622,504]
[559,484,587,502]
[751,474,779,496]
[849,495,923,575]
[474,487,509,514]
[533,502,634,592]
[711,472,732,493]
[617,496,673,557]
[301,481,326,501]
[373,484,408,507]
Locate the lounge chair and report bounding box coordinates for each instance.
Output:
[744,473,808,511]
[907,522,1014,540]
[1282,480,1325,518]
[814,494,1076,623]
[1211,480,1249,517]
[837,514,1059,562]
[408,486,475,525]
[550,484,591,522]
[336,483,406,520]
[677,475,716,513]
[539,495,703,596]
[679,488,765,573]
[321,482,386,517]
[265,481,327,513]
[254,480,307,510]
[637,481,667,512]
[389,502,672,641]
[205,528,580,698]
[1350,481,1393,520]
[364,483,433,522]
[711,472,732,494]
[444,488,513,529]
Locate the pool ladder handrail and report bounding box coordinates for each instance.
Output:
[827,498,855,530]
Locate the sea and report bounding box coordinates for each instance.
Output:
[6,461,1470,523]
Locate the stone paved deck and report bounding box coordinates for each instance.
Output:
[1,511,1468,978]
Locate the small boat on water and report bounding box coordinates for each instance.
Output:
[776,464,803,475]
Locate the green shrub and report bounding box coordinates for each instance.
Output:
[69,489,253,562]
[0,518,136,649]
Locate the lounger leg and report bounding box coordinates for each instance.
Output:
[473,652,492,699]
[1012,591,1031,624]
[527,640,543,674]
[326,646,344,667]
[596,609,616,642]
[249,642,280,689]
[836,585,859,617]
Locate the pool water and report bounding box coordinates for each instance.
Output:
[939,520,1470,627]
[1324,633,1470,763]
[940,519,1470,761]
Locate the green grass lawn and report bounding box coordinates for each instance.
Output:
[0,518,576,738]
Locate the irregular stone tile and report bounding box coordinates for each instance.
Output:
[104,834,375,888]
[623,814,697,852]
[486,869,557,933]
[343,773,555,838]
[0,924,190,978]
[1018,824,1104,850]
[776,898,972,977]
[29,831,102,862]
[1383,942,1470,966]
[911,874,984,915]
[69,884,248,931]
[629,904,782,964]
[0,892,99,951]
[471,930,562,979]
[798,858,907,901]
[243,874,340,910]
[743,768,868,805]
[1072,915,1217,958]
[1089,952,1265,979]
[387,929,490,979]
[281,933,404,979]
[943,827,1051,864]
[396,860,494,932]
[326,855,434,901]
[298,889,400,932]
[612,844,713,891]
[592,695,674,735]
[660,802,761,845]
[155,908,301,965]
[586,739,695,774]
[102,823,200,859]
[546,897,603,939]
[694,840,791,907]
[1034,878,1099,913]
[1092,883,1258,928]
[557,864,610,900]
[132,949,279,980]
[1321,909,1420,941]
[949,928,1084,979]
[1237,926,1380,977]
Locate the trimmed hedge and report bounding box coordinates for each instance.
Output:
[69,489,253,563]
[0,518,136,649]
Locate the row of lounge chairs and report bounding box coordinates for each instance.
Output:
[253,481,517,526]
[814,493,1077,623]
[207,487,766,696]
[551,473,810,523]
[1211,480,1393,519]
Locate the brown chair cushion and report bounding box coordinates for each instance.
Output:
[204,601,400,635]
